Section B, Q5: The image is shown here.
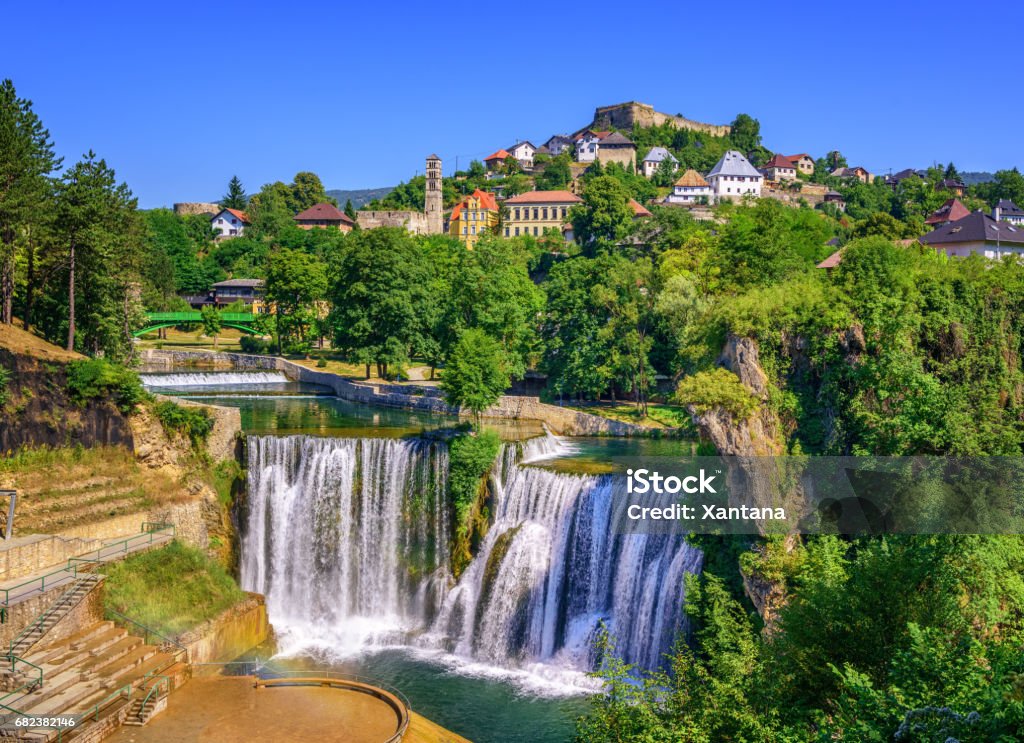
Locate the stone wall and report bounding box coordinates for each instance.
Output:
[590,101,731,138]
[355,210,431,234]
[178,593,270,666]
[0,534,103,581]
[138,349,653,436]
[0,576,104,650]
[173,202,221,217]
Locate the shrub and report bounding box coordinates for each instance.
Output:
[674,368,760,420]
[239,335,272,354]
[316,356,328,368]
[153,399,214,447]
[65,359,147,414]
[447,430,501,531]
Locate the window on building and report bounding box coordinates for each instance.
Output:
[542,207,548,220]
[533,227,539,236]
[515,227,520,236]
[505,227,510,237]
[514,208,521,220]
[532,208,539,220]
[471,226,476,235]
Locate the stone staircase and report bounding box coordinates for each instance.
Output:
[0,621,188,740]
[8,576,102,660]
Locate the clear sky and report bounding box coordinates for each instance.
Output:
[3,0,1022,208]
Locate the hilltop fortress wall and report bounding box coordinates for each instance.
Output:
[589,101,731,138]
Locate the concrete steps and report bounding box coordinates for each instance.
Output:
[9,575,103,659]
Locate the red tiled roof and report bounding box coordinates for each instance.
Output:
[764,154,797,169]
[222,208,250,223]
[484,149,511,162]
[294,202,353,224]
[504,190,583,205]
[451,189,499,220]
[924,198,971,225]
[629,199,652,217]
[787,153,812,161]
[817,248,844,269]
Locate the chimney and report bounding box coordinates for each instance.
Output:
[994,205,1002,222]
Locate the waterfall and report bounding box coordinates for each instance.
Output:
[140,371,290,387]
[241,432,703,683]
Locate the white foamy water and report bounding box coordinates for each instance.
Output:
[241,431,703,695]
[140,371,289,387]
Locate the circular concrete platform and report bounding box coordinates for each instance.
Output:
[107,675,407,743]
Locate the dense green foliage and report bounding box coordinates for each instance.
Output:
[152,399,213,447]
[103,540,245,635]
[441,328,510,419]
[447,430,501,532]
[580,537,1024,741]
[65,358,146,413]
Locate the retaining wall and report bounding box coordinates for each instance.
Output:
[0,534,103,582]
[179,593,270,667]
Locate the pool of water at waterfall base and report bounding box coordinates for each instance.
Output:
[252,645,590,743]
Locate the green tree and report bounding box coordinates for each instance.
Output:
[51,151,142,358]
[729,113,762,154]
[0,79,61,325]
[200,305,222,346]
[441,328,510,424]
[264,247,327,354]
[343,198,356,221]
[538,155,572,190]
[290,171,335,211]
[570,175,634,255]
[449,236,543,379]
[328,227,432,378]
[220,175,247,209]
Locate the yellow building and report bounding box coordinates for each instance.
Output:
[502,190,583,239]
[448,189,500,249]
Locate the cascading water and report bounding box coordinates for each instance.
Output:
[241,432,703,687]
[140,371,290,387]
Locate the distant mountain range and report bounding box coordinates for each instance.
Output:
[326,187,394,208]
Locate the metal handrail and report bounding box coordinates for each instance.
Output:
[105,609,188,664]
[0,523,175,609]
[137,674,170,718]
[7,577,97,659]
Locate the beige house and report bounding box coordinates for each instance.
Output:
[595,132,637,170]
[832,166,873,184]
[787,154,815,175]
[503,190,582,238]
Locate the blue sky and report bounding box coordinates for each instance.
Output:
[3,1,1022,208]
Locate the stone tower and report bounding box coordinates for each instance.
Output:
[425,154,443,235]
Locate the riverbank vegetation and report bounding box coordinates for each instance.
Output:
[103,540,246,635]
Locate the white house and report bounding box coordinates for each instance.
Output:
[210,208,249,239]
[574,130,609,162]
[664,169,712,205]
[920,211,1024,259]
[995,200,1024,226]
[506,141,537,169]
[543,135,574,157]
[641,147,679,179]
[706,150,763,203]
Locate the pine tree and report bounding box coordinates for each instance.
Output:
[0,79,61,325]
[54,151,141,357]
[220,175,247,209]
[344,199,356,221]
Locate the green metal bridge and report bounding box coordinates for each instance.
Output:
[134,311,260,337]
